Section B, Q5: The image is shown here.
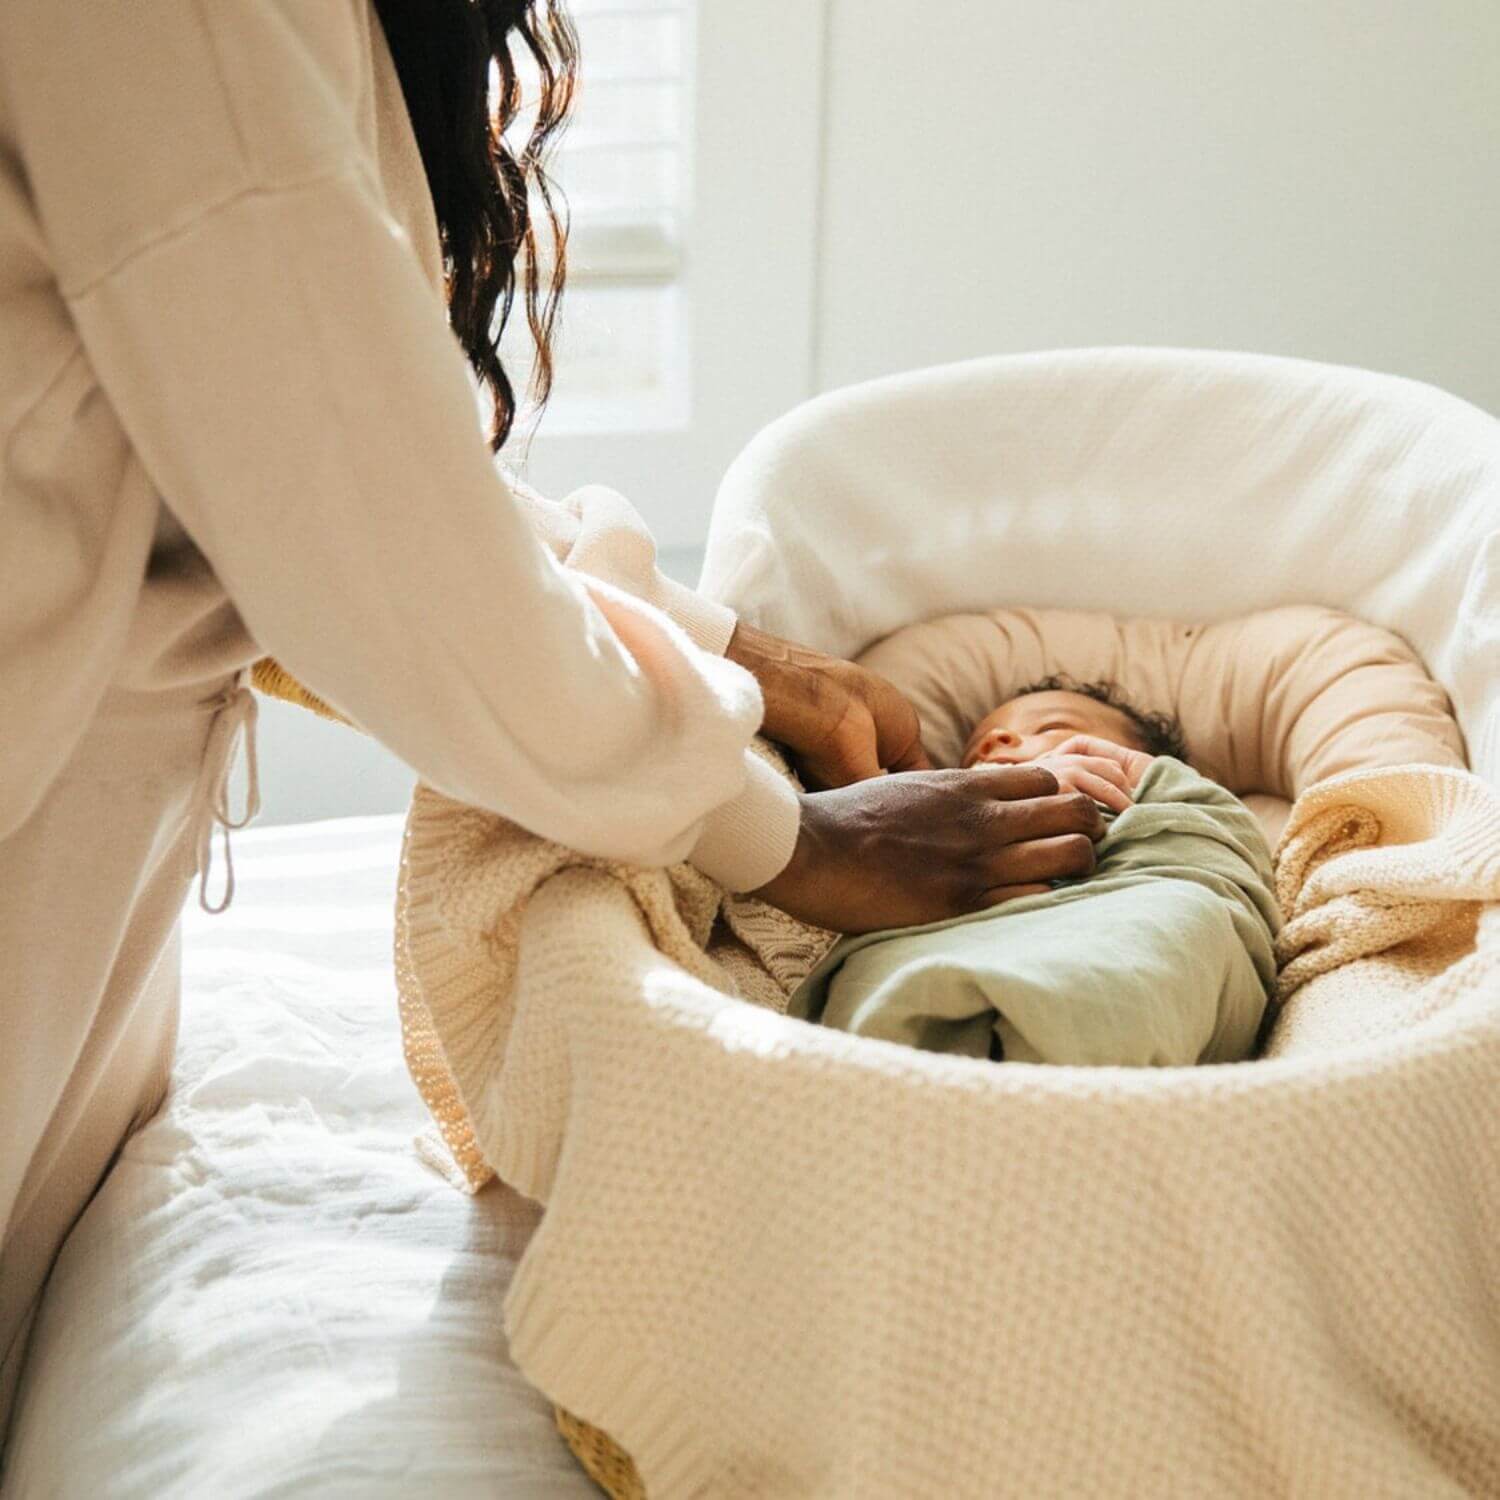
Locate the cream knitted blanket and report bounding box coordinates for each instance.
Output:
[396,761,1500,1497]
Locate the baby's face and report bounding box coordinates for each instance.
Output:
[961,690,1144,769]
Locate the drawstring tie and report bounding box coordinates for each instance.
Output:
[193,673,261,914]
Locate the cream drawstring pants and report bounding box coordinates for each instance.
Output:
[0,670,259,1455]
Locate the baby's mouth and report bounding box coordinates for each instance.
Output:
[969,749,1032,769]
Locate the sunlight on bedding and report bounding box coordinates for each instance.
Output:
[3,818,594,1499]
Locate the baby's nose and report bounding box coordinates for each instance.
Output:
[973,729,1025,762]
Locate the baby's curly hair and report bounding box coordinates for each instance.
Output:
[1013,675,1190,762]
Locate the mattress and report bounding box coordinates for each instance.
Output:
[2,816,593,1499]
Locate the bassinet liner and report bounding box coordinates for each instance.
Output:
[281,349,1500,1495]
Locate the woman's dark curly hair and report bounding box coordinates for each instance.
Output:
[1015,675,1190,762]
[373,0,578,451]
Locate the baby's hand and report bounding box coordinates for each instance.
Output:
[1034,735,1155,813]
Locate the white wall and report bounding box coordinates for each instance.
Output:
[815,0,1500,412]
[257,0,1499,823]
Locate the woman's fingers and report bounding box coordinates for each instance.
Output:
[977,882,1052,908]
[979,783,1105,843]
[966,762,1061,801]
[728,623,940,787]
[981,831,1097,889]
[889,737,935,773]
[868,677,934,774]
[752,767,1106,933]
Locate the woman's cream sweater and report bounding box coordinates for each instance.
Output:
[0,0,799,892]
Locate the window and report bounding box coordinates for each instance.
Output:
[502,0,691,431]
[508,1,828,550]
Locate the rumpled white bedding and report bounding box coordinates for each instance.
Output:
[2,816,593,1499]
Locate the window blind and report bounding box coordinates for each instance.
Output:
[501,0,691,419]
[551,0,687,283]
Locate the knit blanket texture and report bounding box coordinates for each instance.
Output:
[395,756,1500,1497]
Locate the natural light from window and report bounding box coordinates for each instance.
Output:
[500,0,691,436]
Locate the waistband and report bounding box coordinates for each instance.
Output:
[94,673,254,722]
[87,671,261,913]
[15,671,262,915]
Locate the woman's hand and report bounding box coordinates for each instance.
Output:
[725,621,932,788]
[751,764,1104,933]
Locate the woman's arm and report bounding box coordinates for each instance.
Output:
[2,0,799,886]
[3,0,1105,924]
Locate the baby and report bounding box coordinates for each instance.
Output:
[961,675,1188,812]
[789,677,1282,1067]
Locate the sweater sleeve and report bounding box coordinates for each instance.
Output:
[502,475,740,656]
[497,476,801,889]
[0,0,798,889]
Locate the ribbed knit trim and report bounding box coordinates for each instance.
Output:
[1271,763,1500,1004]
[1287,764,1500,898]
[686,752,801,893]
[394,795,502,1194]
[505,1281,722,1500]
[653,573,738,658]
[394,769,820,1196]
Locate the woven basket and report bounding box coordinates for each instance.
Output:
[250,657,347,724]
[555,1408,646,1498]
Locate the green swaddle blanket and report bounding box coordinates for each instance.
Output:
[789,757,1281,1066]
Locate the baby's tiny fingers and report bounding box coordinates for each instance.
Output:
[1051,734,1123,762]
[1075,772,1131,813]
[1063,755,1131,791]
[1051,735,1152,790]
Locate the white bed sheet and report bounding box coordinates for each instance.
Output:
[3,816,594,1499]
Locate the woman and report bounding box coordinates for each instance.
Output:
[0,0,1102,1453]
